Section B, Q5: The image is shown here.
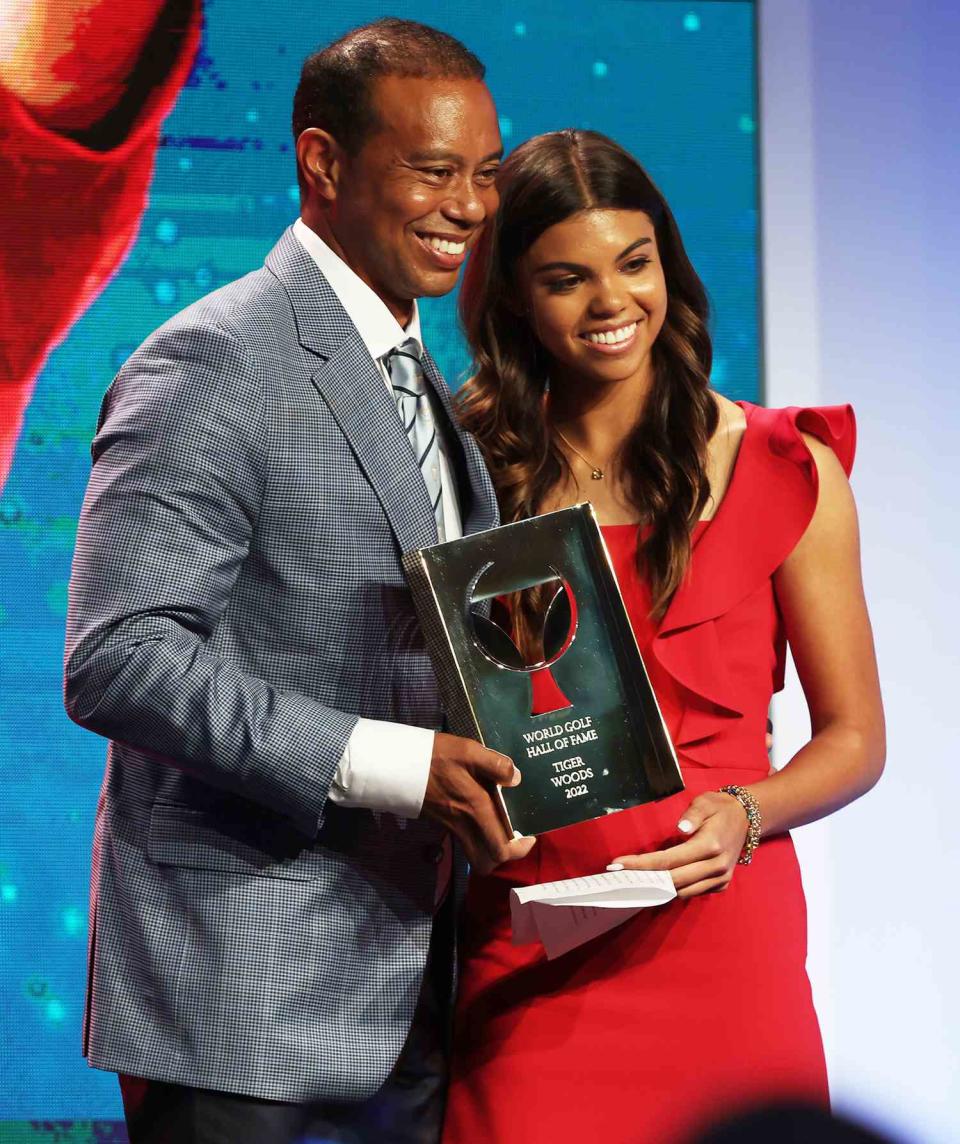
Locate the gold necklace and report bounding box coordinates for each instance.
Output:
[553,425,606,481]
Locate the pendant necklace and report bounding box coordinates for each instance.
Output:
[553,425,607,481]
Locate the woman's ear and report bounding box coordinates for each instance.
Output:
[296,128,342,205]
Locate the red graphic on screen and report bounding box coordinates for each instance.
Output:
[0,0,200,488]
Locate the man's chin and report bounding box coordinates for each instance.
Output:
[413,267,464,299]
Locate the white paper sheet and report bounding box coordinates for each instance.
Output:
[510,869,676,959]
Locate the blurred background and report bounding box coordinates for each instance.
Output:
[0,0,956,1140]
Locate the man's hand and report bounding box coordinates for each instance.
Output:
[422,732,536,874]
[606,791,749,899]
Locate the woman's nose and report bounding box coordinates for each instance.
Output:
[588,278,628,316]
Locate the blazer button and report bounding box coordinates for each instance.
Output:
[423,843,445,865]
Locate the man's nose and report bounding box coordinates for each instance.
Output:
[442,177,488,226]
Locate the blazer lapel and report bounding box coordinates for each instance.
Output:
[265,227,497,548]
[312,340,440,555]
[266,228,439,554]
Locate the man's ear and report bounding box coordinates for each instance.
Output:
[296,128,343,204]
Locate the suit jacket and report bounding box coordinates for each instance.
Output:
[63,227,498,1101]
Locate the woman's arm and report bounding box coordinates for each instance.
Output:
[746,433,885,830]
[610,434,885,896]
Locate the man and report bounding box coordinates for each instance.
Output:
[0,0,199,488]
[64,19,533,1143]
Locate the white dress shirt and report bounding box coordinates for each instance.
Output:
[293,218,462,819]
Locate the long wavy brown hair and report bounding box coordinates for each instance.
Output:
[459,129,717,618]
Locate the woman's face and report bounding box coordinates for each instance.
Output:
[517,208,668,391]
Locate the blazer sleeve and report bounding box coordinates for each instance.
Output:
[63,318,358,837]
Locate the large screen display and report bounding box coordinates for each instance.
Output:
[0,0,757,1128]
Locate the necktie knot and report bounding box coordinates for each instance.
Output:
[386,340,427,396]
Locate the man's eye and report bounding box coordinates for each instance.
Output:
[424,168,453,179]
[476,167,499,183]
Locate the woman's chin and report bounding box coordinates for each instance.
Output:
[560,350,646,387]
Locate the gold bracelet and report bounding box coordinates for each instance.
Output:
[717,785,762,865]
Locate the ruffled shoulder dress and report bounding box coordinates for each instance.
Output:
[442,404,856,1144]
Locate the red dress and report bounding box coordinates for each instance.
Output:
[443,403,856,1144]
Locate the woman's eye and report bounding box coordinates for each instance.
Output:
[547,277,580,293]
[623,256,652,273]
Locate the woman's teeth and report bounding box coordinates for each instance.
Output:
[583,322,638,345]
[424,236,466,255]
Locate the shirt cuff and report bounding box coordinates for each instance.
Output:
[328,718,434,819]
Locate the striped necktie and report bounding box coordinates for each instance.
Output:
[385,339,446,541]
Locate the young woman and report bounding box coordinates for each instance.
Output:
[442,130,885,1144]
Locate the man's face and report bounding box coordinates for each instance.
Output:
[328,75,502,323]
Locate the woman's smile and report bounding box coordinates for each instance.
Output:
[578,319,639,353]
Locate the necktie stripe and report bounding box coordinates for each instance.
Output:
[385,339,446,542]
[417,427,436,468]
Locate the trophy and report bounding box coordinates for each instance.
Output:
[403,504,683,836]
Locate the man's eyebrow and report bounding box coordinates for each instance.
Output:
[533,237,653,274]
[406,148,504,164]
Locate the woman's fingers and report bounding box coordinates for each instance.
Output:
[609,813,732,868]
[676,803,705,836]
[605,795,749,896]
[609,846,730,879]
[676,875,732,899]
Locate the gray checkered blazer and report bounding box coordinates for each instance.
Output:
[64,227,498,1102]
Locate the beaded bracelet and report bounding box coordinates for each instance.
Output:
[718,785,762,865]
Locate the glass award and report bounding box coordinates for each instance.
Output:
[403,504,683,837]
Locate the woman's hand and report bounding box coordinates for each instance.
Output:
[606,791,749,898]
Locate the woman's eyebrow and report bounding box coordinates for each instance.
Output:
[617,237,653,259]
[533,237,653,275]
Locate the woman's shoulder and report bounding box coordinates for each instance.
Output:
[739,399,856,478]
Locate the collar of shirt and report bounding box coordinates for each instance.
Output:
[293,218,423,363]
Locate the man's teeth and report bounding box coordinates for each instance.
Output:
[584,323,637,345]
[424,236,466,255]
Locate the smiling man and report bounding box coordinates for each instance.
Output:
[64,19,533,1144]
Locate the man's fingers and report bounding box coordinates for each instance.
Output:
[432,733,519,787]
[469,745,520,787]
[424,734,532,870]
[502,834,537,862]
[467,829,536,874]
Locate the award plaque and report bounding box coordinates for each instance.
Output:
[403,504,683,837]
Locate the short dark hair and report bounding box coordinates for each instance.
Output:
[292,18,485,156]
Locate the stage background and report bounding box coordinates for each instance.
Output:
[0,0,760,1133]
